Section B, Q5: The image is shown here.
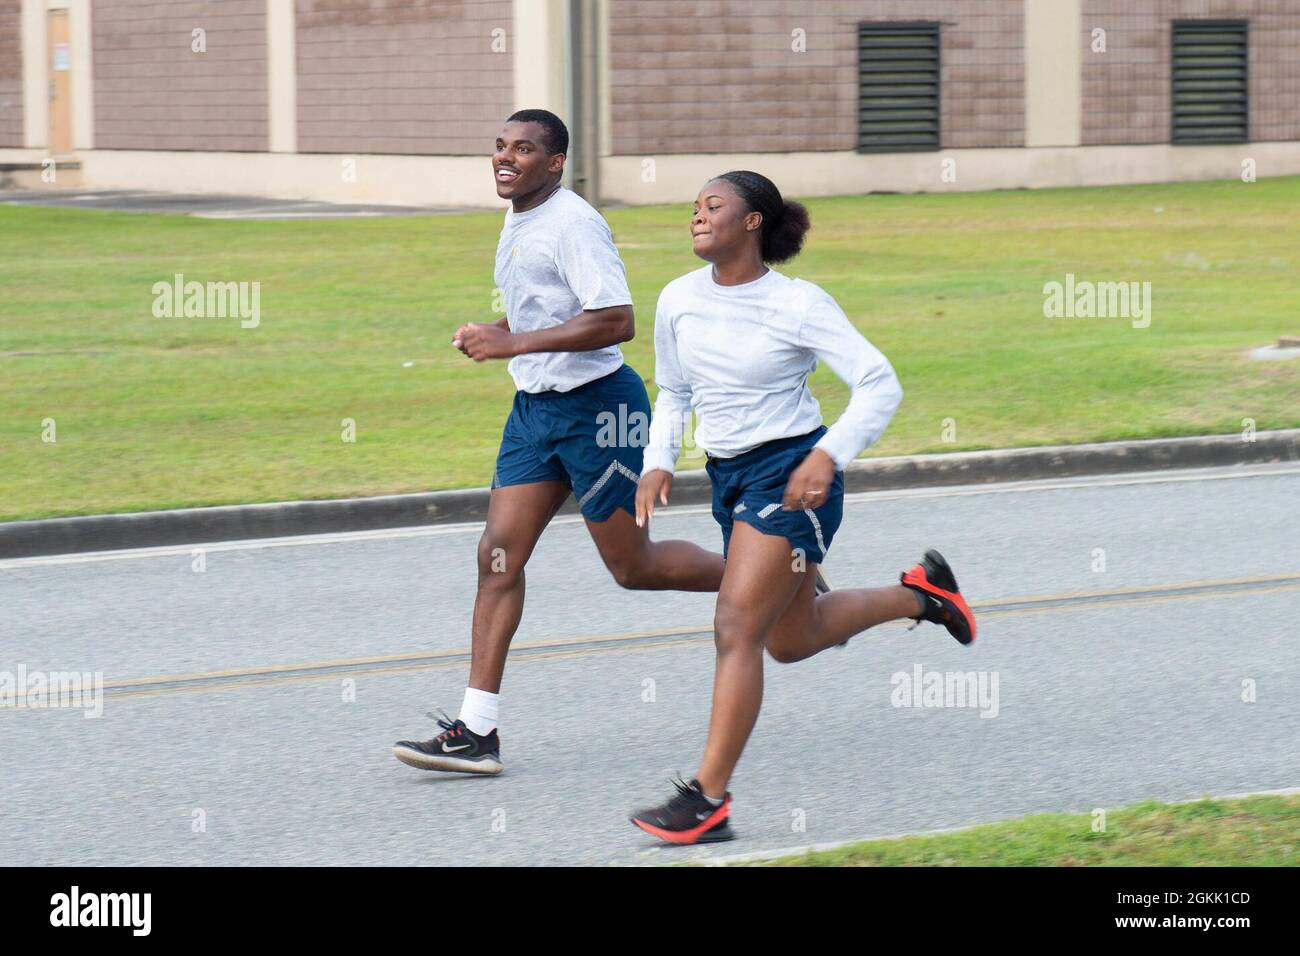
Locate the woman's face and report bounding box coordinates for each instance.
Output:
[691,179,760,262]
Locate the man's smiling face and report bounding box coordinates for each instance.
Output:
[492,121,563,202]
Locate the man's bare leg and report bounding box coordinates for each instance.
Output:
[584,507,725,592]
[391,480,568,773]
[467,480,571,693]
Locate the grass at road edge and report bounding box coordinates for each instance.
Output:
[724,794,1299,865]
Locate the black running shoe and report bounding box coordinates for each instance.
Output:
[900,549,976,645]
[392,712,503,774]
[630,778,735,845]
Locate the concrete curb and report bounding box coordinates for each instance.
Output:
[3,429,1297,559]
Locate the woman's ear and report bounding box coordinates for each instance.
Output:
[745,211,763,232]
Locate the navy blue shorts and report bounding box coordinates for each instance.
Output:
[707,427,844,565]
[492,364,649,522]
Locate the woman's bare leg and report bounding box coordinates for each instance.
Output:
[764,571,921,664]
[693,522,805,798]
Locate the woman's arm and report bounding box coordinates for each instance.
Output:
[799,291,904,471]
[781,293,901,510]
[636,295,693,525]
[641,299,693,476]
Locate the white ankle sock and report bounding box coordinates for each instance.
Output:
[459,687,499,736]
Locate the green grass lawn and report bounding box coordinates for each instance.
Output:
[1,176,1297,522]
[739,793,1299,866]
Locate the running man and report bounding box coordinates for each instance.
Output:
[392,110,727,775]
[628,170,977,844]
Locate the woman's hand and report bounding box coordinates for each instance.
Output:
[782,447,836,511]
[636,469,673,528]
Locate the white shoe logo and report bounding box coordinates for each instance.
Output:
[442,742,472,753]
[696,810,713,821]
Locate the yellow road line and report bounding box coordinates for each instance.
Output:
[4,574,1297,708]
[982,571,1300,606]
[95,571,1300,689]
[95,624,710,689]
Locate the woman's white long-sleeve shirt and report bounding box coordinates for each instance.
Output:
[641,266,902,475]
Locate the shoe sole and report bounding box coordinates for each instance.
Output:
[630,819,736,845]
[629,801,734,845]
[391,745,504,775]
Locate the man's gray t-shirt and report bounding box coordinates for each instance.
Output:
[493,187,633,393]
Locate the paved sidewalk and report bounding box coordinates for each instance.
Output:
[1,188,479,219]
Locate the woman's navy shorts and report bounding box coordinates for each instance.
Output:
[706,426,843,564]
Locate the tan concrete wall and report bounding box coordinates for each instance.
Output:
[0,0,21,147]
[1081,0,1300,146]
[268,0,297,153]
[19,0,43,148]
[0,146,42,162]
[607,0,1025,156]
[76,147,503,207]
[57,138,1300,210]
[93,0,268,151]
[600,139,1300,204]
[1025,0,1081,146]
[511,0,565,117]
[294,0,513,155]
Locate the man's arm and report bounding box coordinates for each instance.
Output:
[455,305,633,362]
[511,304,633,354]
[452,315,511,356]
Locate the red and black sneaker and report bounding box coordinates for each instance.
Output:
[900,549,976,645]
[630,778,735,845]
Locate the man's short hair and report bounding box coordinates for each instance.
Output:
[505,109,569,156]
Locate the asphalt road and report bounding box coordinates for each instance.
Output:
[2,463,1297,865]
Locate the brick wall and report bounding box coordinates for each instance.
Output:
[1082,0,1300,145]
[0,0,21,147]
[295,0,513,155]
[93,0,268,151]
[607,0,1025,155]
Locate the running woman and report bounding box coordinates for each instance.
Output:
[392,110,729,775]
[628,170,976,844]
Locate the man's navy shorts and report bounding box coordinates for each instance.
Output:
[492,363,649,522]
[706,426,844,565]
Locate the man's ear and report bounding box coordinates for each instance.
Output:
[549,152,566,174]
